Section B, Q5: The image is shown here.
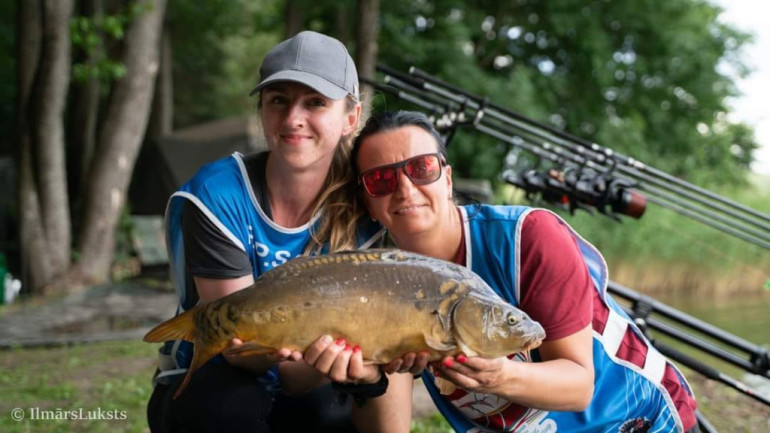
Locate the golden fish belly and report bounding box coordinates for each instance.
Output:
[225,281,446,362]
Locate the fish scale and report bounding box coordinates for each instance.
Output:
[144,249,545,398]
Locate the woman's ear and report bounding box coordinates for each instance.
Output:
[343,104,362,136]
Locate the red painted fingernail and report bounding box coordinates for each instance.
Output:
[335,338,345,346]
[345,344,352,351]
[456,354,467,364]
[353,346,361,353]
[442,358,454,368]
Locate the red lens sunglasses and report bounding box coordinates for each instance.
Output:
[359,153,447,197]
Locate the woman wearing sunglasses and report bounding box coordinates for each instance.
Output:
[350,110,699,432]
[148,33,413,433]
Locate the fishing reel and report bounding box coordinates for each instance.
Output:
[506,166,647,221]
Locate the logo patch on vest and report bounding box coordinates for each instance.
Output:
[619,417,651,433]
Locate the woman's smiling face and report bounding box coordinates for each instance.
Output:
[260,82,357,171]
[356,125,453,239]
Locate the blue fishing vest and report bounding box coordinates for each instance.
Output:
[421,205,692,433]
[157,153,383,383]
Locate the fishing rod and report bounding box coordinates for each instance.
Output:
[608,281,770,407]
[367,65,770,250]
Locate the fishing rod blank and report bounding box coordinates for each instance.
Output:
[608,281,770,373]
[654,340,770,406]
[420,75,770,235]
[611,298,770,405]
[419,82,770,245]
[406,66,770,226]
[373,70,770,248]
[480,108,770,233]
[384,66,770,238]
[361,78,446,114]
[480,111,770,238]
[647,315,762,376]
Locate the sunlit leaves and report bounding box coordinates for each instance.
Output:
[68,3,153,84]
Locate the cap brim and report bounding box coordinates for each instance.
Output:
[249,70,348,100]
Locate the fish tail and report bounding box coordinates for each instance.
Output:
[146,307,232,399]
[173,342,224,399]
[144,310,196,343]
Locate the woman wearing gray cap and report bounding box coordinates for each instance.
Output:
[147,31,413,433]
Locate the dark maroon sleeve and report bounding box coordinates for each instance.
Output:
[518,210,593,341]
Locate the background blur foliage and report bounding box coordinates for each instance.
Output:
[162,0,757,189]
[0,1,15,152]
[2,0,756,186]
[375,0,756,188]
[168,0,283,126]
[2,0,764,273]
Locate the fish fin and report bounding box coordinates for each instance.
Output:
[173,342,224,400]
[144,309,196,343]
[434,377,457,395]
[424,333,457,352]
[221,341,276,358]
[456,341,479,357]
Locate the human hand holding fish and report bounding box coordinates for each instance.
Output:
[431,353,515,395]
[382,350,431,375]
[222,337,302,374]
[303,335,382,384]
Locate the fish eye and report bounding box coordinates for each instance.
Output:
[506,312,518,325]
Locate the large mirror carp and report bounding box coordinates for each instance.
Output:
[144,249,545,397]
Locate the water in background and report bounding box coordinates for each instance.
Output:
[647,292,770,399]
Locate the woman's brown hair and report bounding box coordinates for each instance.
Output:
[304,92,372,254]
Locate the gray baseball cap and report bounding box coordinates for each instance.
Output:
[250,31,359,101]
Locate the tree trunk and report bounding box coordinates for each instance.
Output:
[17,0,51,294]
[37,0,74,280]
[74,0,167,283]
[20,0,74,294]
[147,25,173,138]
[285,0,303,37]
[67,0,102,214]
[355,0,379,88]
[335,5,350,46]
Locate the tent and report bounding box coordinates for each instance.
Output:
[129,115,266,216]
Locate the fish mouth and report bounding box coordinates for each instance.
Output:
[524,339,543,351]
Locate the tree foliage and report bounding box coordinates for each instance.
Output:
[372,0,757,186]
[5,0,761,295]
[164,0,758,188]
[169,0,283,127]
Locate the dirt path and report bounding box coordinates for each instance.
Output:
[0,280,177,349]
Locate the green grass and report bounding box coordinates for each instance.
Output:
[411,413,452,433]
[0,340,156,433]
[1,339,768,432]
[0,340,450,433]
